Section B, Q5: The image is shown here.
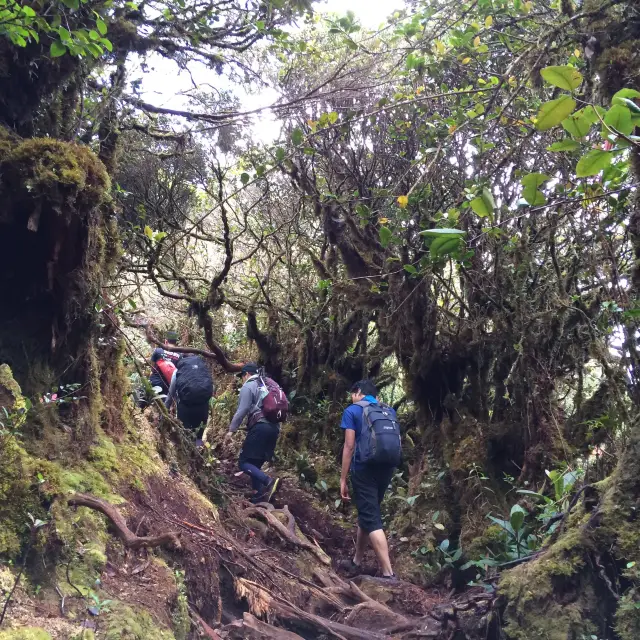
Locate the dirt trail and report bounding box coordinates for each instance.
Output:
[4,430,492,640]
[209,456,494,639]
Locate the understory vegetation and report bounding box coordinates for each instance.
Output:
[1,0,640,637]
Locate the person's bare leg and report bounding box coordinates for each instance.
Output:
[368,529,393,576]
[353,526,368,565]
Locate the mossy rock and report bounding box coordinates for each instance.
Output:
[0,364,27,420]
[0,629,52,640]
[102,603,176,640]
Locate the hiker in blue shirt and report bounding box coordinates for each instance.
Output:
[339,379,399,579]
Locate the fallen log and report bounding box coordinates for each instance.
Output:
[68,493,181,549]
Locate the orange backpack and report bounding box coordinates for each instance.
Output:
[156,358,177,386]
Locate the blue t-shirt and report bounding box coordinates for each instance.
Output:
[341,396,396,470]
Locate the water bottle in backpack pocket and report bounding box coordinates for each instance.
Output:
[356,401,402,466]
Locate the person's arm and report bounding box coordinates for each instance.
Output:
[228,383,254,433]
[340,429,356,500]
[164,370,177,409]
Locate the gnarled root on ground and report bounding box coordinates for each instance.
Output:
[68,492,181,549]
[243,504,331,565]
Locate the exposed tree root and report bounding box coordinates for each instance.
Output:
[243,505,332,565]
[223,612,305,639]
[68,493,181,549]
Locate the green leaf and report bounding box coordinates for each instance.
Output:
[275,147,286,162]
[50,41,67,57]
[487,515,515,537]
[540,65,583,91]
[547,140,580,152]
[576,149,613,177]
[58,26,71,41]
[379,226,392,248]
[535,96,576,131]
[604,104,634,135]
[87,42,103,57]
[21,6,36,16]
[240,172,250,185]
[144,225,153,240]
[470,196,491,218]
[61,0,80,8]
[612,88,640,102]
[509,504,527,533]
[481,187,495,213]
[521,173,549,205]
[328,111,338,124]
[291,127,304,146]
[419,228,466,237]
[434,522,445,531]
[562,113,591,138]
[430,236,462,259]
[11,33,27,47]
[614,97,640,115]
[439,538,449,552]
[100,38,113,52]
[403,264,418,275]
[96,17,107,35]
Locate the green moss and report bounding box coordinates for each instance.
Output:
[0,629,52,640]
[0,138,109,206]
[499,512,592,639]
[615,589,640,640]
[0,364,27,417]
[0,370,47,558]
[102,603,176,640]
[464,524,505,559]
[171,570,190,640]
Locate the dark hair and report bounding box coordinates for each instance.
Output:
[165,330,179,344]
[351,379,378,397]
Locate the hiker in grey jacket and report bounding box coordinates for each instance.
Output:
[226,363,281,503]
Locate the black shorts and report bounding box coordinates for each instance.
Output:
[350,464,395,534]
[239,421,280,466]
[177,402,209,437]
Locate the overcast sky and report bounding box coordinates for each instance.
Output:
[132,0,405,142]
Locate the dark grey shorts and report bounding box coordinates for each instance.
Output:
[350,464,395,533]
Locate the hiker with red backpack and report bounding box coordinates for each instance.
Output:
[225,363,287,504]
[149,331,181,394]
[165,355,215,447]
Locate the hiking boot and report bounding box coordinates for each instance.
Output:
[379,573,398,582]
[338,558,362,577]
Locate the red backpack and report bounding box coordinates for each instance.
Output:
[156,358,177,386]
[260,376,289,423]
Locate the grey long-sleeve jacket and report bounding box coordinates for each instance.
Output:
[228,376,266,432]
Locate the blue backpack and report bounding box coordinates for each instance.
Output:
[355,401,402,466]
